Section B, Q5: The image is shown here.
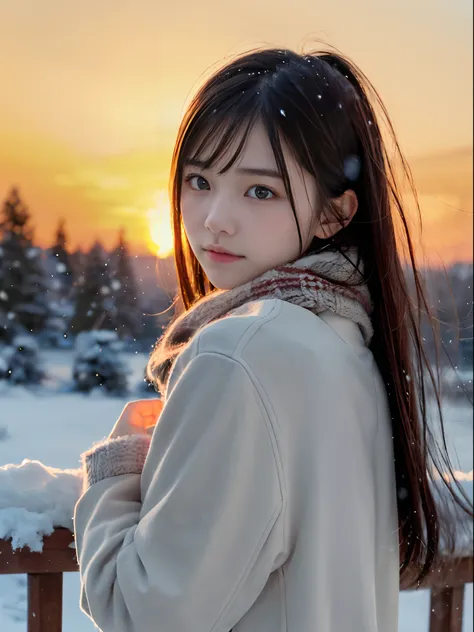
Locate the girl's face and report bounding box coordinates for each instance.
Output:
[181,122,321,290]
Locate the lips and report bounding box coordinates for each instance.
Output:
[205,245,242,256]
[204,247,244,263]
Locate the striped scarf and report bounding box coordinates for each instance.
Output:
[147,247,373,395]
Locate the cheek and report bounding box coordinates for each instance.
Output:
[249,207,302,259]
[266,206,301,241]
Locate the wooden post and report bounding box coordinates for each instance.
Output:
[28,573,63,632]
[429,586,465,632]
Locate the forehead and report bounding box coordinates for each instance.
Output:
[191,121,279,171]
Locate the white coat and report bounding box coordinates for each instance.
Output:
[74,298,399,631]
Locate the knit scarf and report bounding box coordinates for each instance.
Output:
[147,247,373,395]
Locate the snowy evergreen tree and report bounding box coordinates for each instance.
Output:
[50,219,74,292]
[0,239,7,340]
[0,334,46,385]
[43,219,76,345]
[70,241,115,334]
[69,249,86,283]
[110,228,142,339]
[72,330,130,395]
[0,187,50,340]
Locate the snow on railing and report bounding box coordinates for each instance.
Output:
[0,460,82,552]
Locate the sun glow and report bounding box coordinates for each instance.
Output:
[146,190,174,258]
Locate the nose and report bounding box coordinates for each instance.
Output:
[204,197,236,236]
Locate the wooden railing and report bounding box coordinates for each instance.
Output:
[0,528,473,632]
[401,555,473,632]
[0,529,77,631]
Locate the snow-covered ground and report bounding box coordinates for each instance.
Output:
[0,351,472,631]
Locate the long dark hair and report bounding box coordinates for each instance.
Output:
[165,47,472,586]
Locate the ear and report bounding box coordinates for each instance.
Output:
[314,190,358,240]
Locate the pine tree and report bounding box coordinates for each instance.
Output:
[70,241,116,334]
[71,241,116,334]
[0,187,50,337]
[110,228,142,339]
[50,219,74,292]
[0,238,7,340]
[43,219,76,344]
[69,249,86,280]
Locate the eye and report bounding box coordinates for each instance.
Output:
[185,174,210,191]
[247,185,275,200]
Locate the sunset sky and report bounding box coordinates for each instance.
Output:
[0,0,472,263]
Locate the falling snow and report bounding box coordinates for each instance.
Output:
[343,155,361,182]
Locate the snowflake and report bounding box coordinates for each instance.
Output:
[343,155,361,182]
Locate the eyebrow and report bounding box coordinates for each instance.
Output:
[183,159,283,180]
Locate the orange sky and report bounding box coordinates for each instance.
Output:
[0,0,472,263]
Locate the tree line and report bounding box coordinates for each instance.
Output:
[0,187,144,345]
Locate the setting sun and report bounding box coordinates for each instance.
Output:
[146,190,174,258]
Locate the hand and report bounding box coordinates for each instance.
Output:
[109,399,163,440]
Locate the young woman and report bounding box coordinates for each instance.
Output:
[74,48,472,631]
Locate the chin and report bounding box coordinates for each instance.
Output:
[202,268,246,290]
[206,276,239,291]
[210,273,262,290]
[201,259,261,290]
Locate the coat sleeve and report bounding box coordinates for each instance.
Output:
[73,351,284,632]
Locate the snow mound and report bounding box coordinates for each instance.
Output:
[0,460,82,552]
